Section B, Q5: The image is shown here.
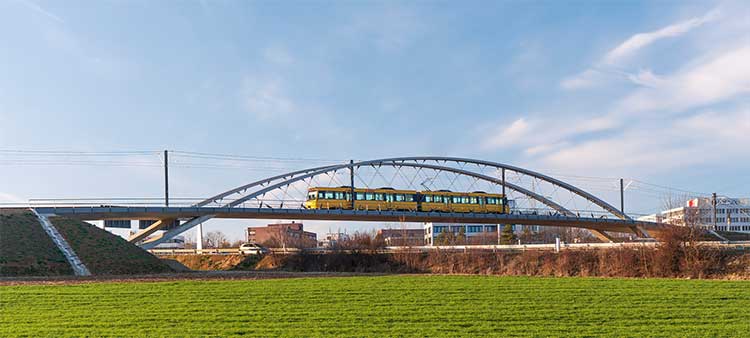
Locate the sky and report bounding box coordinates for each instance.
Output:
[1,0,749,240]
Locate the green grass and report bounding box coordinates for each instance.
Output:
[52,217,172,275]
[1,275,749,337]
[0,213,73,276]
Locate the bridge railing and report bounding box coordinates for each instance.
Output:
[23,198,302,208]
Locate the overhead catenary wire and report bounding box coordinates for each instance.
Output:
[169,150,347,163]
[0,148,715,199]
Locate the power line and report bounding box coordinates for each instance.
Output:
[0,148,716,196]
[170,150,346,163]
[629,179,710,197]
[0,149,159,156]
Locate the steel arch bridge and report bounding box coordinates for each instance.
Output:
[35,157,669,248]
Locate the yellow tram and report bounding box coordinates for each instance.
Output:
[304,187,509,213]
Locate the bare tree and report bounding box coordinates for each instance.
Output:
[204,231,228,248]
[661,192,700,227]
[661,193,692,211]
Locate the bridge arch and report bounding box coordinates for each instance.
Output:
[136,157,640,248]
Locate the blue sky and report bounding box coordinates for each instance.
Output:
[1,1,749,240]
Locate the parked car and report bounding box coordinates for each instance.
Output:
[239,243,268,255]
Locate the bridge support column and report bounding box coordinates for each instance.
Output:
[590,230,615,243]
[196,222,203,251]
[630,225,652,239]
[128,218,176,244]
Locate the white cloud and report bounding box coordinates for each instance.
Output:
[482,118,530,149]
[241,77,295,120]
[615,45,750,114]
[481,115,618,153]
[534,107,750,176]
[560,69,607,90]
[626,69,666,88]
[561,8,720,90]
[603,9,720,64]
[535,5,750,178]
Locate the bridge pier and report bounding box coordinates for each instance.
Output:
[196,222,203,251]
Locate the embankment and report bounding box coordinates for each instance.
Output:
[0,211,172,277]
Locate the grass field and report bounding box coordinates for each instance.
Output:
[1,275,749,337]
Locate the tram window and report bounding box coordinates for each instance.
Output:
[451,196,460,203]
[425,195,432,203]
[498,199,504,205]
[407,194,415,202]
[462,196,470,204]
[365,193,374,201]
[375,193,385,201]
[344,192,352,201]
[307,192,316,200]
[470,197,478,204]
[436,196,444,203]
[487,197,496,204]
[386,193,394,202]
[356,192,365,200]
[335,192,344,200]
[395,194,404,202]
[324,191,335,199]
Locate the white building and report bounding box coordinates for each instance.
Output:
[423,223,500,245]
[317,232,350,248]
[638,197,750,233]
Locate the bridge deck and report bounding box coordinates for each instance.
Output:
[34,206,667,234]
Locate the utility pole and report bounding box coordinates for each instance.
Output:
[501,168,506,245]
[164,150,169,207]
[349,160,355,209]
[620,178,624,215]
[712,192,717,230]
[501,168,506,196]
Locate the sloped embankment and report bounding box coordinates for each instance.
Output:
[0,212,74,276]
[52,218,173,275]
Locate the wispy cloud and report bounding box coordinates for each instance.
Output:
[534,106,750,175]
[481,115,619,152]
[482,118,530,149]
[615,45,750,114]
[485,4,750,178]
[14,0,64,24]
[241,76,295,120]
[340,5,427,53]
[561,8,721,90]
[603,9,720,64]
